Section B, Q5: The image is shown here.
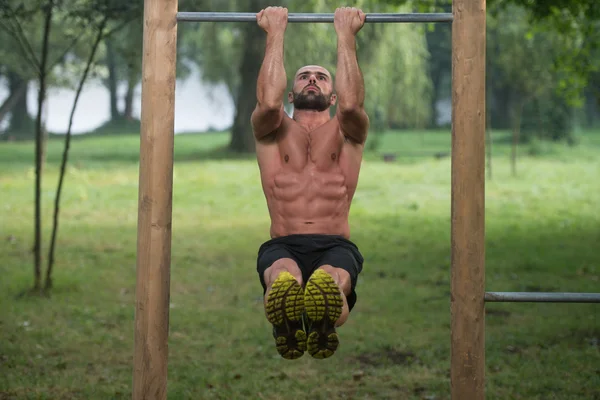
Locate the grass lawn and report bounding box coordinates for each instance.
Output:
[0,129,599,400]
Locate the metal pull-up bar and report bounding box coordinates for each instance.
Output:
[485,292,600,303]
[176,12,454,23]
[135,1,486,399]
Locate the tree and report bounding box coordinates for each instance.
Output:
[179,0,272,152]
[425,22,451,128]
[0,0,143,293]
[98,16,143,125]
[489,0,600,107]
[0,71,28,132]
[47,16,108,290]
[46,0,142,291]
[0,3,40,139]
[488,4,588,174]
[490,0,599,21]
[0,0,57,290]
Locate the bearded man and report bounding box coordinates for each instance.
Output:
[252,6,369,360]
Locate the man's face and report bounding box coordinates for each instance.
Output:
[288,66,337,111]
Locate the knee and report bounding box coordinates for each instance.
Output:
[318,265,351,295]
[335,303,350,327]
[264,258,303,286]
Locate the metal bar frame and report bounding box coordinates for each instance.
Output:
[176,12,453,23]
[134,4,456,399]
[135,2,598,400]
[485,292,600,303]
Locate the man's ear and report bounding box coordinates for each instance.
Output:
[330,93,337,105]
[288,91,294,103]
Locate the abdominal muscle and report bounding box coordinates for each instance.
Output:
[265,165,351,239]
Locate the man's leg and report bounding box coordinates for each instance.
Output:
[302,241,362,359]
[316,265,351,327]
[262,258,306,360]
[263,258,303,308]
[302,266,348,360]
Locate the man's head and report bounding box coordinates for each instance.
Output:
[288,65,337,111]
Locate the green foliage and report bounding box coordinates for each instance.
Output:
[366,17,432,129]
[489,0,599,21]
[486,3,593,140]
[521,92,577,143]
[181,18,244,96]
[90,115,141,135]
[489,0,600,97]
[0,0,141,86]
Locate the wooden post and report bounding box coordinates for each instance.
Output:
[133,0,177,399]
[451,0,486,399]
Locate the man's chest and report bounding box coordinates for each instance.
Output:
[276,127,345,171]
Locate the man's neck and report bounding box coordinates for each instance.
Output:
[292,109,332,132]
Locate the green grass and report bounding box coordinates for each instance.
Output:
[1,129,599,400]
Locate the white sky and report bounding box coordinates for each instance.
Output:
[0,65,235,134]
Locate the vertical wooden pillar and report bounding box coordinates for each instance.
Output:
[133,0,177,399]
[451,0,486,399]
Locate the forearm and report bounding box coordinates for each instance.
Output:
[256,33,286,109]
[335,34,365,111]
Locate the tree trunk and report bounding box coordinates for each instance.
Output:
[7,71,30,134]
[0,76,28,129]
[41,99,49,167]
[428,67,442,129]
[486,104,493,180]
[123,69,137,120]
[33,0,53,292]
[511,99,523,177]
[105,38,120,120]
[584,86,599,128]
[492,85,512,130]
[228,2,265,153]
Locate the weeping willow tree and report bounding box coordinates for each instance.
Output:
[179,0,432,152]
[287,0,432,148]
[179,0,263,152]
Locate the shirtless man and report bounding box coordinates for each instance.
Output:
[253,6,369,360]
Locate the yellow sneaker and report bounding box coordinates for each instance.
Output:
[265,271,306,360]
[303,269,343,359]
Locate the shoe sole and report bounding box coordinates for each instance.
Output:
[304,269,343,359]
[265,271,306,360]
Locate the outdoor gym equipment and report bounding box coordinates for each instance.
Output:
[133,3,599,399]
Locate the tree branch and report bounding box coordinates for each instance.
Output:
[8,8,41,69]
[33,0,54,291]
[0,18,40,75]
[45,17,109,290]
[47,33,84,74]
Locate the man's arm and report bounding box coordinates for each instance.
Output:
[334,7,369,145]
[251,7,288,141]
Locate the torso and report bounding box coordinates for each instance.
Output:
[255,113,364,239]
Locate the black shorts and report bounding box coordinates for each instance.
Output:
[256,234,364,311]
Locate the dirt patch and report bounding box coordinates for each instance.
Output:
[546,328,600,349]
[352,347,420,368]
[523,284,559,292]
[504,345,522,354]
[485,308,511,317]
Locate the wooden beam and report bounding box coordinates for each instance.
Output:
[450,0,486,399]
[133,0,178,398]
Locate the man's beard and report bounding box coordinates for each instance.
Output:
[292,89,331,111]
